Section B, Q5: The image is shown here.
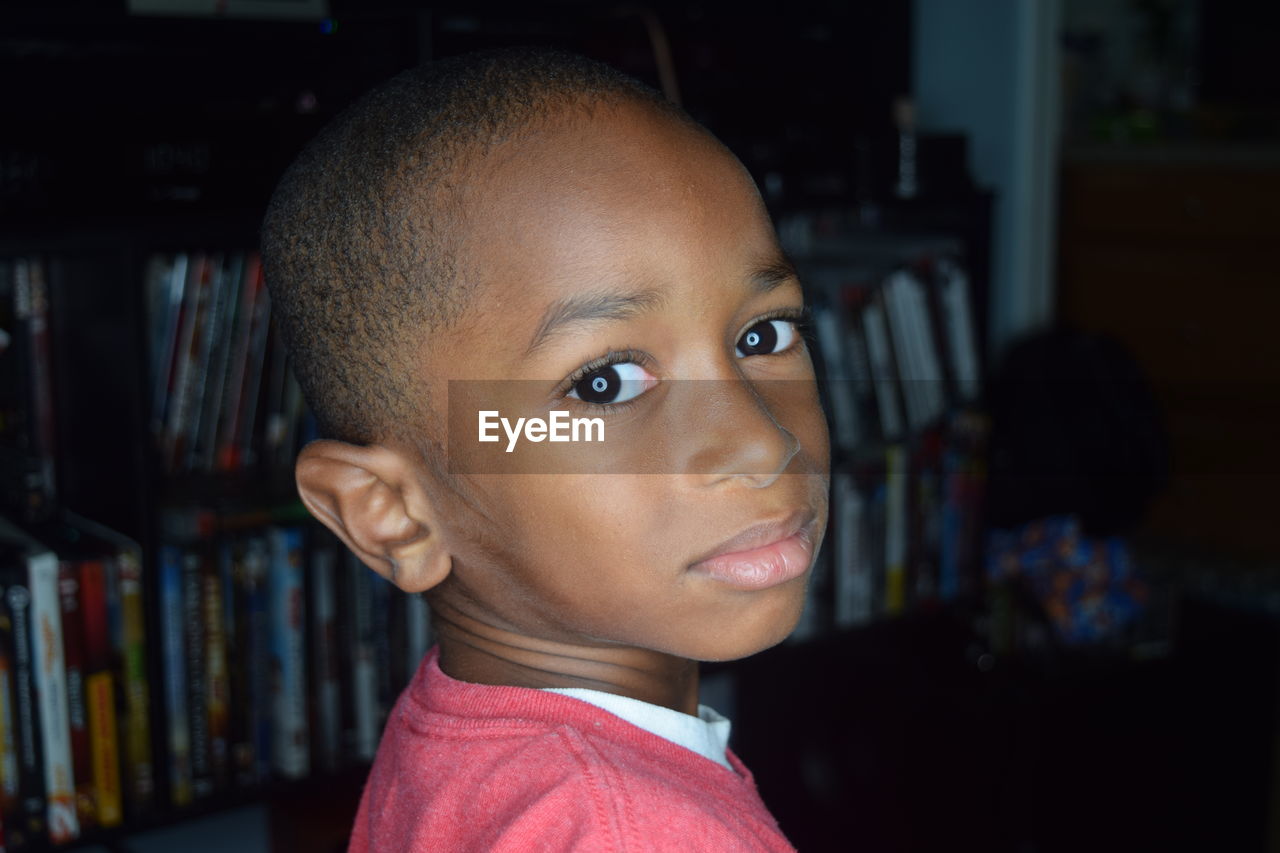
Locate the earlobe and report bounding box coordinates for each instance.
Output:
[295,439,453,594]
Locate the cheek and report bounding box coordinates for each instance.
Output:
[499,475,668,573]
[498,476,689,637]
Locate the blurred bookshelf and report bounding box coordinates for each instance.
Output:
[0,230,440,853]
[776,213,993,643]
[0,5,430,851]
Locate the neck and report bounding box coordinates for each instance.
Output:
[430,597,701,716]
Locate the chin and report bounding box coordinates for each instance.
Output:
[687,589,808,663]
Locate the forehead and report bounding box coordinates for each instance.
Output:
[471,99,752,218]
[446,101,780,366]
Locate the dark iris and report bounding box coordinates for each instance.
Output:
[574,365,621,403]
[737,320,777,356]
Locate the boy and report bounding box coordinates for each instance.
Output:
[261,47,830,851]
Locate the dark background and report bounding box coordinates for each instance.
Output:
[1,2,912,220]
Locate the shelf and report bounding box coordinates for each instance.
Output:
[34,764,368,853]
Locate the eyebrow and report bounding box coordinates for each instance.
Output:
[751,254,800,293]
[523,254,801,358]
[524,288,667,358]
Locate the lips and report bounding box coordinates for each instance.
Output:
[688,508,818,590]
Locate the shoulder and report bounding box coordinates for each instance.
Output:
[350,713,631,852]
[349,669,794,852]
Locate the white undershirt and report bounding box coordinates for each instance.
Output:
[542,687,734,772]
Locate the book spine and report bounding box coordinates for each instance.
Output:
[308,541,340,773]
[906,270,948,423]
[899,271,936,429]
[0,578,25,850]
[182,550,211,799]
[0,259,25,518]
[940,445,960,602]
[833,471,871,628]
[268,528,307,779]
[942,413,987,599]
[348,555,378,763]
[866,481,887,617]
[202,552,229,792]
[158,546,190,808]
[28,551,77,843]
[195,253,240,472]
[113,549,153,816]
[812,298,862,451]
[260,325,289,468]
[56,562,93,831]
[183,254,222,472]
[838,282,878,438]
[12,260,57,520]
[5,575,44,847]
[235,285,272,470]
[216,255,262,472]
[882,272,927,431]
[221,540,250,788]
[862,298,904,440]
[370,575,392,735]
[77,559,121,828]
[84,667,120,832]
[937,259,981,403]
[243,538,270,784]
[0,578,16,845]
[143,253,172,422]
[21,261,56,514]
[884,445,909,614]
[163,254,205,473]
[914,432,947,602]
[336,554,357,767]
[183,253,221,470]
[149,253,189,439]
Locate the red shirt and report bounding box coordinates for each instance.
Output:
[349,646,797,852]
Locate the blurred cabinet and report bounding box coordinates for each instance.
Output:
[1056,148,1280,558]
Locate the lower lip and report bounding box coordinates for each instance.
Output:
[689,525,815,591]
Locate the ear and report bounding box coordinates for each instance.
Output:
[295,439,452,594]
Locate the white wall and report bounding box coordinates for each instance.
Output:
[913,0,1060,362]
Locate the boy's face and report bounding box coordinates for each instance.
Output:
[416,99,829,663]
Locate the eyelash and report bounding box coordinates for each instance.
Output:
[557,347,654,416]
[555,306,813,414]
[753,307,815,349]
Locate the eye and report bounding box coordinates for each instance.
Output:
[736,318,798,357]
[567,361,657,405]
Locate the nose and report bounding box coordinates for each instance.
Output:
[673,377,802,488]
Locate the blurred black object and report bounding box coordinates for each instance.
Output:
[1200,0,1280,112]
[733,593,1279,853]
[985,329,1170,538]
[0,2,917,220]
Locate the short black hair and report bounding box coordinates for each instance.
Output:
[261,47,685,446]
